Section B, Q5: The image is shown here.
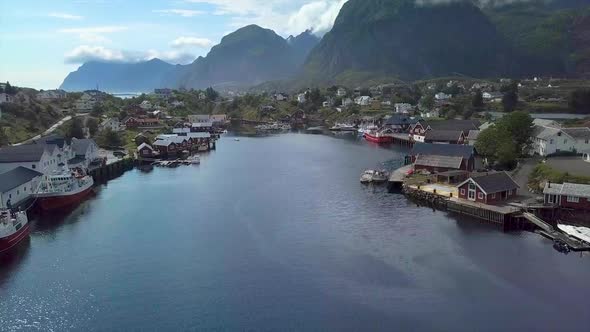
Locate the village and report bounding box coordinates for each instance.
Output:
[1,77,590,254]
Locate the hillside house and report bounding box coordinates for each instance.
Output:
[154,88,173,99]
[74,93,97,113]
[139,100,153,110]
[544,182,590,211]
[435,92,451,101]
[482,92,503,102]
[337,88,347,97]
[457,172,519,204]
[0,93,14,104]
[100,118,124,132]
[0,167,43,209]
[274,93,288,101]
[123,117,161,129]
[342,98,353,107]
[188,114,211,123]
[355,96,372,106]
[36,90,67,101]
[297,93,307,104]
[394,103,413,114]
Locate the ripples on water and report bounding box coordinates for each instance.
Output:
[0,133,589,331]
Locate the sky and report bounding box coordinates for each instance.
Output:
[0,0,347,90]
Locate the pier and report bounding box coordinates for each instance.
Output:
[388,164,412,189]
[89,158,134,184]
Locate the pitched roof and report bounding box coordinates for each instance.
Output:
[562,127,590,140]
[460,172,519,194]
[424,130,463,142]
[427,120,481,132]
[153,140,175,147]
[191,122,213,127]
[467,130,480,140]
[385,114,421,126]
[415,155,463,169]
[72,139,97,156]
[185,132,211,138]
[535,126,563,140]
[33,134,67,148]
[544,182,590,198]
[137,143,154,151]
[0,145,47,163]
[412,143,476,159]
[0,166,43,192]
[533,119,560,128]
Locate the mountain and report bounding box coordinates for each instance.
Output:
[304,0,511,83]
[484,0,590,77]
[60,59,180,92]
[303,0,590,84]
[60,25,320,92]
[177,25,315,89]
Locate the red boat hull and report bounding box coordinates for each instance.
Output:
[0,222,30,254]
[364,133,393,144]
[38,186,93,211]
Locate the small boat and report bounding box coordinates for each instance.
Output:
[234,138,240,141]
[330,123,357,132]
[0,209,30,254]
[372,170,390,183]
[34,168,94,211]
[188,156,200,165]
[360,170,376,184]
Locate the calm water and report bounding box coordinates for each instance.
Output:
[1,134,589,331]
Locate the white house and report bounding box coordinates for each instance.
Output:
[435,92,451,101]
[341,98,353,107]
[0,166,44,209]
[532,126,590,156]
[100,118,124,132]
[394,103,413,114]
[74,93,97,113]
[274,93,288,101]
[188,114,211,123]
[482,92,503,102]
[198,92,207,100]
[171,100,185,108]
[297,93,307,104]
[0,144,60,175]
[355,96,372,106]
[70,138,100,170]
[337,88,347,97]
[0,93,14,104]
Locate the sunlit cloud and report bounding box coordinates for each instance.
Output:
[64,45,195,65]
[153,9,205,17]
[171,36,214,48]
[48,12,84,20]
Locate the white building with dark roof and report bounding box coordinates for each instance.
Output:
[0,166,43,208]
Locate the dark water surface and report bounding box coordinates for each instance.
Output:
[1,134,589,331]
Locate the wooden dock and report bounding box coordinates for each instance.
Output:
[388,165,412,185]
[523,213,590,252]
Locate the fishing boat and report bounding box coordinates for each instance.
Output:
[34,169,94,211]
[0,209,30,254]
[330,123,357,132]
[360,170,376,184]
[364,129,394,143]
[360,169,390,184]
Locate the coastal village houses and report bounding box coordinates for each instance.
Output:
[100,118,124,132]
[544,182,590,211]
[532,124,590,156]
[0,166,43,209]
[36,89,67,101]
[410,120,480,143]
[457,172,519,204]
[74,93,98,113]
[411,143,481,173]
[0,93,14,104]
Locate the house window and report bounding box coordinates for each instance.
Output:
[564,139,568,144]
[478,192,484,199]
[549,139,554,144]
[567,196,580,203]
[586,139,589,144]
[460,189,465,195]
[491,193,496,199]
[32,164,36,169]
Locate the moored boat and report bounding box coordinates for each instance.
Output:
[364,130,394,143]
[360,170,376,183]
[34,169,94,211]
[0,209,30,254]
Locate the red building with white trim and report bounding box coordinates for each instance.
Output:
[544,182,590,211]
[457,172,519,204]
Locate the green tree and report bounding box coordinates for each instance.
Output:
[0,127,9,146]
[68,117,85,139]
[496,111,534,155]
[91,103,105,117]
[205,87,219,101]
[569,89,590,114]
[421,94,435,110]
[475,127,516,168]
[87,117,99,136]
[501,82,518,112]
[98,128,122,147]
[472,89,484,108]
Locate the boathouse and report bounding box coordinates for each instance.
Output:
[457,172,519,204]
[424,130,465,144]
[137,143,156,158]
[544,182,590,211]
[411,143,481,172]
[153,140,177,158]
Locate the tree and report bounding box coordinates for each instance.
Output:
[98,128,123,147]
[87,117,99,136]
[4,82,17,95]
[462,107,474,120]
[569,89,590,114]
[68,117,85,139]
[421,94,435,110]
[501,82,518,112]
[472,89,484,108]
[496,111,534,155]
[0,127,9,146]
[91,103,105,117]
[118,110,128,120]
[308,88,322,107]
[475,127,516,169]
[205,87,219,101]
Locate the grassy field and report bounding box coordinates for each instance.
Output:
[528,163,590,191]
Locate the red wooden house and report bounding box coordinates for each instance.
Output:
[544,182,590,211]
[457,172,519,204]
[424,130,465,144]
[153,140,177,157]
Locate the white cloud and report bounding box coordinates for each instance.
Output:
[153,9,205,17]
[59,25,128,43]
[171,36,214,48]
[48,12,84,20]
[185,0,347,36]
[64,45,195,65]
